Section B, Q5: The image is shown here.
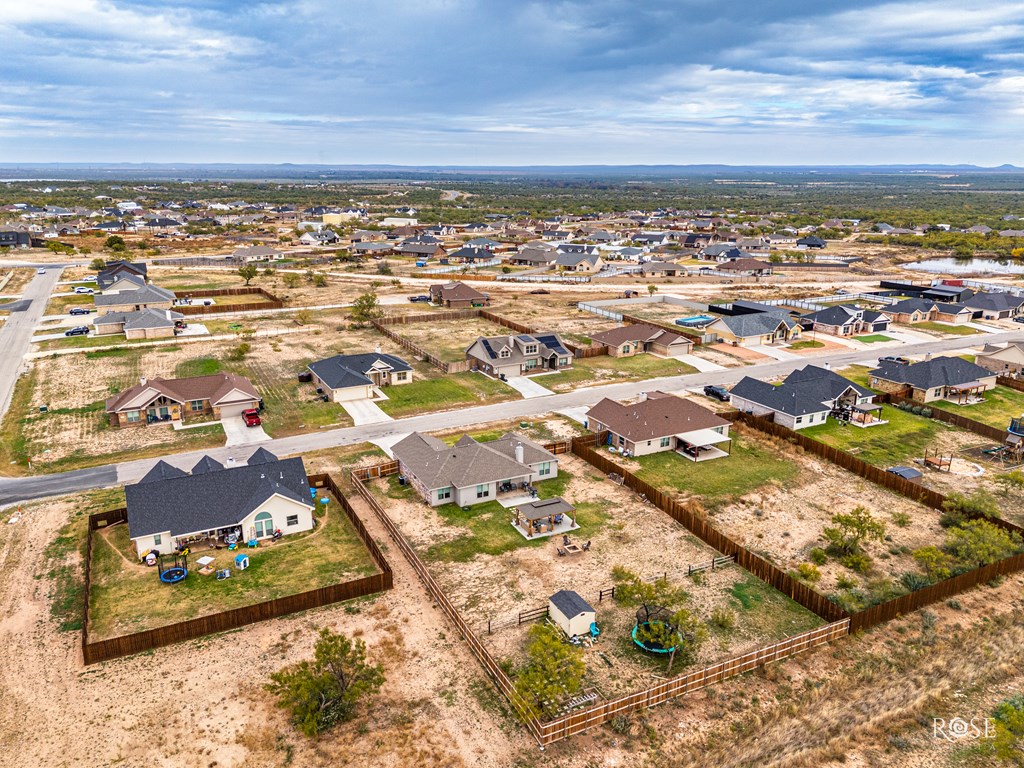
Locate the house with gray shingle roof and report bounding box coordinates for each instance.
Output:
[392,431,558,507]
[308,352,413,402]
[706,311,802,347]
[94,285,176,315]
[93,307,184,339]
[868,356,997,403]
[799,305,891,336]
[730,365,883,430]
[125,450,314,558]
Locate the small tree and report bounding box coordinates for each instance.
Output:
[940,490,1001,527]
[513,623,585,719]
[283,273,301,288]
[376,260,393,276]
[768,253,783,264]
[945,519,1023,569]
[351,292,382,325]
[267,628,385,738]
[237,264,259,286]
[89,257,108,271]
[912,545,954,582]
[822,506,885,555]
[647,284,657,296]
[295,309,313,326]
[230,342,251,360]
[312,273,328,288]
[104,235,126,252]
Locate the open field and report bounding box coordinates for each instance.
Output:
[393,317,516,361]
[370,452,823,698]
[912,321,982,336]
[86,488,378,641]
[539,353,699,392]
[376,367,515,418]
[0,267,36,295]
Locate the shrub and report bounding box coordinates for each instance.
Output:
[891,511,912,528]
[836,574,858,590]
[709,607,736,631]
[900,572,931,591]
[921,408,933,418]
[796,563,821,583]
[912,546,954,582]
[840,552,872,573]
[911,405,923,415]
[941,490,1001,527]
[513,624,585,719]
[230,342,251,360]
[809,547,828,565]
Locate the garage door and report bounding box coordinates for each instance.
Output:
[219,402,251,418]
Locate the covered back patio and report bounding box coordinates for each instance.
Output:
[675,429,733,462]
[511,497,579,539]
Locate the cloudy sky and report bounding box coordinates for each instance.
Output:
[2,0,1023,165]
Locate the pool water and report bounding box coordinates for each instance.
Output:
[675,314,714,327]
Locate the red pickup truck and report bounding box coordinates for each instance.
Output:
[241,408,262,427]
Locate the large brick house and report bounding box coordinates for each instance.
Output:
[868,356,998,404]
[465,332,573,378]
[105,373,260,428]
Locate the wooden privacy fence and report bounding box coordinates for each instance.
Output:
[570,433,849,623]
[80,475,392,665]
[878,394,1009,442]
[176,286,285,315]
[998,375,1024,393]
[537,620,850,743]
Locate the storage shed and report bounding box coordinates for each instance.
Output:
[548,590,596,638]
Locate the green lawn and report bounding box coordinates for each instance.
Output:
[540,354,698,392]
[726,573,824,637]
[957,386,1024,430]
[632,434,801,507]
[914,321,980,336]
[87,497,378,641]
[800,405,954,466]
[376,372,513,418]
[854,334,893,343]
[44,293,92,315]
[789,340,825,350]
[838,364,874,389]
[174,357,223,378]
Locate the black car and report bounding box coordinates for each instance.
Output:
[1014,316,1024,324]
[64,326,89,337]
[408,295,431,303]
[879,355,910,365]
[704,384,730,402]
[69,307,90,316]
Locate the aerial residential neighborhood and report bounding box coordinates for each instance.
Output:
[3,4,1024,767]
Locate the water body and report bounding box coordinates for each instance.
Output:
[905,257,1024,275]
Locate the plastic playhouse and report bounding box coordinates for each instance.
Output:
[234,553,250,571]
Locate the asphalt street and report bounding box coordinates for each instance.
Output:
[1,327,1020,508]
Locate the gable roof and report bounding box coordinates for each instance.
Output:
[709,311,798,339]
[549,589,594,618]
[429,281,488,302]
[962,292,1024,312]
[730,366,873,417]
[589,324,691,349]
[138,460,188,484]
[554,252,600,267]
[93,308,183,331]
[126,452,311,539]
[392,431,555,490]
[801,305,889,327]
[586,392,729,442]
[466,332,571,365]
[308,352,412,390]
[869,357,995,390]
[94,285,176,307]
[719,257,771,272]
[106,373,259,413]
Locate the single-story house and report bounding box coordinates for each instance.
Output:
[698,244,743,262]
[869,356,999,403]
[962,292,1024,320]
[392,431,558,507]
[308,352,413,402]
[640,260,683,277]
[509,246,557,267]
[886,298,972,325]
[554,252,603,273]
[102,273,148,294]
[556,243,600,256]
[796,236,827,249]
[105,373,260,428]
[96,261,147,290]
[445,246,493,264]
[718,258,773,276]
[706,311,802,347]
[589,323,693,357]
[799,305,891,336]
[298,229,341,246]
[465,332,573,378]
[396,242,447,260]
[730,365,884,430]
[548,590,596,638]
[975,341,1024,376]
[125,448,314,558]
[93,308,184,339]
[94,285,177,315]
[233,245,283,262]
[429,281,490,308]
[586,391,732,461]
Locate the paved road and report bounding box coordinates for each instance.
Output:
[1,328,1021,508]
[0,268,63,421]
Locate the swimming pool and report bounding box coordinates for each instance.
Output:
[675,314,714,327]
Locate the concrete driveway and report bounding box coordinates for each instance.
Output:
[341,398,394,425]
[673,353,725,373]
[749,344,802,361]
[221,416,271,447]
[504,375,555,398]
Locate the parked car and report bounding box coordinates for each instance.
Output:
[408,295,431,303]
[879,355,910,365]
[1014,316,1024,324]
[241,408,262,427]
[530,289,551,295]
[68,307,90,316]
[64,326,89,337]
[73,287,94,294]
[704,384,730,402]
[37,268,46,275]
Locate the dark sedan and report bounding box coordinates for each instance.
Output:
[64,326,90,337]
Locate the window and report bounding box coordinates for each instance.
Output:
[126,410,140,423]
[559,357,569,366]
[437,487,451,501]
[660,437,671,448]
[286,515,299,526]
[499,348,510,358]
[254,511,274,538]
[525,359,537,370]
[796,416,804,424]
[476,484,490,499]
[538,462,552,476]
[153,534,162,545]
[395,371,407,381]
[618,435,625,446]
[524,344,537,354]
[189,400,205,411]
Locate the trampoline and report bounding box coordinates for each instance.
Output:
[631,605,679,655]
[158,553,189,584]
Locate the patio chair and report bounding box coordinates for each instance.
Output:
[582,540,591,551]
[557,548,566,557]
[562,535,570,546]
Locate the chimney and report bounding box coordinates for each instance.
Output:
[925,352,932,362]
[140,377,147,387]
[375,343,382,354]
[515,442,524,464]
[824,362,831,370]
[639,391,647,402]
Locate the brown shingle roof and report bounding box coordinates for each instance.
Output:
[589,324,690,349]
[586,392,729,442]
[106,373,259,413]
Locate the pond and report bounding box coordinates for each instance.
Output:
[905,257,1024,276]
